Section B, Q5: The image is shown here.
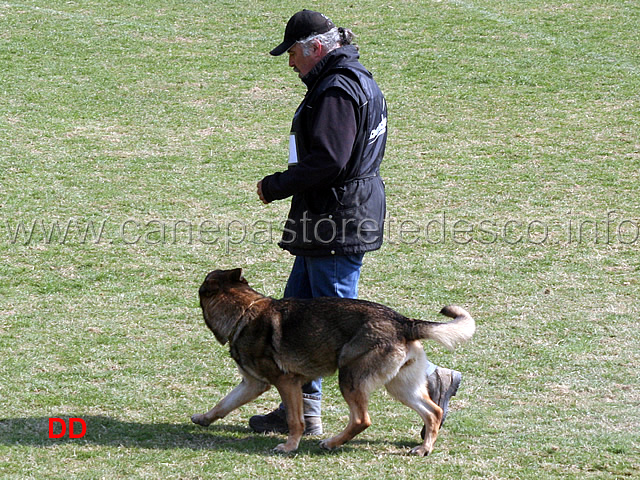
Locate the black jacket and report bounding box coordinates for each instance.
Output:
[261,46,387,256]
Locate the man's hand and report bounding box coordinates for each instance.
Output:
[257,180,269,204]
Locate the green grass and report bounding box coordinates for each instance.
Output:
[1,0,638,478]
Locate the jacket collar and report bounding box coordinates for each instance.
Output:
[301,45,361,89]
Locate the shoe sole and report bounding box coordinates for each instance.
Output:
[249,416,323,436]
[440,371,462,425]
[421,371,462,439]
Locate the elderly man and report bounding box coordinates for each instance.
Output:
[253,9,462,437]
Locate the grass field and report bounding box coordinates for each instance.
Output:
[1,0,638,478]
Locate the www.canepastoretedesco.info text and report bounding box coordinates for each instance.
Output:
[2,211,638,248]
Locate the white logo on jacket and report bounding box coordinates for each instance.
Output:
[368,114,387,144]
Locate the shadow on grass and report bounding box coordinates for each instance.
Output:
[0,415,416,456]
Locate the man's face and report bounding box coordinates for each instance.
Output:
[287,42,321,78]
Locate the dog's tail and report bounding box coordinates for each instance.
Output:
[405,305,476,351]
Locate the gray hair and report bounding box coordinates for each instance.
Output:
[298,27,357,56]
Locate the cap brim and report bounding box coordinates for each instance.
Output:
[270,39,295,56]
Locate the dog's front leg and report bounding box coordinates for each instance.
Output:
[272,377,304,454]
[191,375,270,427]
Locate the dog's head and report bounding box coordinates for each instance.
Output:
[199,268,250,345]
[199,268,248,299]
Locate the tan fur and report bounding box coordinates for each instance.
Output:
[191,268,475,456]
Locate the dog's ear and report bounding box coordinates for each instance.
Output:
[199,271,221,298]
[228,268,248,284]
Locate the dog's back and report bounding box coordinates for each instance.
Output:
[255,297,474,382]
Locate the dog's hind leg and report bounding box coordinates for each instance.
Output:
[384,342,443,456]
[191,373,270,427]
[320,388,372,451]
[272,377,305,454]
[319,368,376,451]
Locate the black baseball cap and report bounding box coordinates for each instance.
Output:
[270,10,335,56]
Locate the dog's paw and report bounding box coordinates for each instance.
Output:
[409,445,432,457]
[319,439,336,451]
[190,414,211,427]
[273,442,297,454]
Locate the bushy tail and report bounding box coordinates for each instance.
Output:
[405,305,476,351]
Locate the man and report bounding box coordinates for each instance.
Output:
[253,9,461,436]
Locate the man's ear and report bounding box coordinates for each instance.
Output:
[311,38,323,57]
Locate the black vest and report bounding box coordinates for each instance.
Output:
[279,46,387,256]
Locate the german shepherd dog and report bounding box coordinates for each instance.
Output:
[191,268,475,456]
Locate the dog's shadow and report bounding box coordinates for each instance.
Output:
[0,415,282,453]
[0,415,411,456]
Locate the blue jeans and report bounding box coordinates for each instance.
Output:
[283,253,364,417]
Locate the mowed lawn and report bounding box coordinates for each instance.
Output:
[0,1,638,479]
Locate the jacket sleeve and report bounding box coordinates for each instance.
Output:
[260,88,357,203]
